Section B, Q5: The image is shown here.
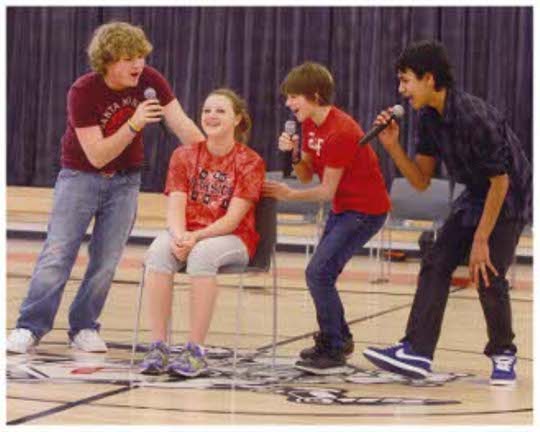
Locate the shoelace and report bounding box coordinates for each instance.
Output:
[149,342,169,354]
[186,343,205,357]
[146,349,166,362]
[169,350,194,368]
[494,356,515,372]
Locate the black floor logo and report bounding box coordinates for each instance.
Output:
[7,344,469,407]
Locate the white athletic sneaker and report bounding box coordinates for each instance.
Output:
[70,329,108,352]
[7,328,37,354]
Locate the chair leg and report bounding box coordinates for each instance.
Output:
[130,264,146,371]
[167,283,175,347]
[384,216,391,279]
[233,273,245,381]
[370,225,389,284]
[271,249,278,370]
[368,240,374,280]
[378,227,384,277]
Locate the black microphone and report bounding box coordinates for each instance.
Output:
[282,119,298,178]
[358,104,405,146]
[144,87,168,134]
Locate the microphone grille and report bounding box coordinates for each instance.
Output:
[144,87,157,100]
[284,120,296,136]
[392,104,405,118]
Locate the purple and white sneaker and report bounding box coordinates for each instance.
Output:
[363,341,432,379]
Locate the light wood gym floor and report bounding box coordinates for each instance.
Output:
[4,187,534,427]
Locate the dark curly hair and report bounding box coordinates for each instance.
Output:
[395,40,455,90]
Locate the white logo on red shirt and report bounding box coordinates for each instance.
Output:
[307,132,324,157]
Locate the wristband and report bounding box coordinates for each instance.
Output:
[127,119,142,134]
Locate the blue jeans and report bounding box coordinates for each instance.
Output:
[306,210,387,351]
[16,168,140,340]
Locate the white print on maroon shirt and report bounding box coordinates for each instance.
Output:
[100,96,140,134]
[190,168,235,210]
[307,132,324,157]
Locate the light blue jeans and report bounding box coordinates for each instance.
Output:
[16,168,140,340]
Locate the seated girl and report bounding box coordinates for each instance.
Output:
[140,88,265,377]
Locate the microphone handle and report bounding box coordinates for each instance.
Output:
[358,114,396,146]
[158,120,169,135]
[282,150,293,178]
[145,92,169,135]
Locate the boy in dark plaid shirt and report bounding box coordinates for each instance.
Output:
[363,40,531,386]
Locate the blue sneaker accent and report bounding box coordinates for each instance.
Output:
[167,342,208,378]
[139,341,170,375]
[363,341,432,379]
[490,353,517,385]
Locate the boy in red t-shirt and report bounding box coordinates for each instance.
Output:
[264,62,390,375]
[140,89,265,377]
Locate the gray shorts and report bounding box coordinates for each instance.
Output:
[145,231,249,276]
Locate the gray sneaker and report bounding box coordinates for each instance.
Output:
[139,341,170,375]
[167,342,208,378]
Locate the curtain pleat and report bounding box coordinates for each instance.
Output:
[7,6,532,192]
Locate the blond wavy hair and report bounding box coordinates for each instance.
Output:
[87,21,153,75]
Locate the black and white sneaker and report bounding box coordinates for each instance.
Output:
[299,332,355,360]
[295,349,348,375]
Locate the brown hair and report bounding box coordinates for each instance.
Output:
[280,61,334,105]
[207,88,252,144]
[87,21,153,75]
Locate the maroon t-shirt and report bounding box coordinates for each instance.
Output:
[61,65,175,172]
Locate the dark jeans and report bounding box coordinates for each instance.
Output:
[306,210,387,351]
[402,211,524,359]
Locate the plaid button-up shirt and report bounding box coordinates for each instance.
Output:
[415,88,532,226]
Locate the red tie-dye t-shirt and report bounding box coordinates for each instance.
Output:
[165,141,266,258]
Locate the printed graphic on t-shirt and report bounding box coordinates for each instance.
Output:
[307,132,324,157]
[189,167,235,210]
[101,98,139,136]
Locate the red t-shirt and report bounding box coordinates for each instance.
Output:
[61,65,175,172]
[302,106,391,215]
[165,141,266,258]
